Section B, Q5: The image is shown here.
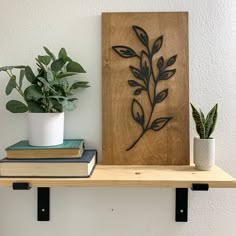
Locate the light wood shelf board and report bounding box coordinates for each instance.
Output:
[0,165,235,188]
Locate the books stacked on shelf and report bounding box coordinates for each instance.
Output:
[0,139,97,178]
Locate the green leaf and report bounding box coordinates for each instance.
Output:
[37,77,56,93]
[24,85,43,102]
[150,117,172,131]
[27,100,45,113]
[51,84,66,96]
[49,98,63,112]
[191,103,205,138]
[57,72,77,79]
[43,46,56,61]
[51,58,65,72]
[66,61,86,73]
[25,66,36,83]
[47,70,54,83]
[58,48,67,60]
[6,100,28,113]
[66,57,73,62]
[205,104,218,138]
[5,75,17,95]
[0,65,25,72]
[38,55,51,65]
[199,109,205,124]
[19,70,25,89]
[61,100,76,111]
[70,81,90,90]
[35,58,45,70]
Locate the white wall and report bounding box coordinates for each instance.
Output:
[0,0,235,235]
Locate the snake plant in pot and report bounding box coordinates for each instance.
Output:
[0,47,89,146]
[191,103,218,170]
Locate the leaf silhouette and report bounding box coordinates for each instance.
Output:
[150,117,172,131]
[131,99,145,127]
[128,80,143,88]
[157,56,164,70]
[112,46,137,58]
[130,66,144,80]
[152,35,163,55]
[155,89,168,103]
[134,88,144,95]
[132,25,149,47]
[167,55,177,67]
[159,69,176,80]
[140,51,150,79]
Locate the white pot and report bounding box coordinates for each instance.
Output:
[193,137,215,171]
[28,112,64,146]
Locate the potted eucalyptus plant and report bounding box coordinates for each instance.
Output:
[191,103,218,170]
[0,47,89,146]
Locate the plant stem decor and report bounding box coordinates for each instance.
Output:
[112,25,177,151]
[191,103,218,139]
[0,47,89,113]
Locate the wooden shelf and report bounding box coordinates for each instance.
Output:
[0,165,235,188]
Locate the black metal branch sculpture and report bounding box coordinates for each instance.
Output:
[112,25,177,151]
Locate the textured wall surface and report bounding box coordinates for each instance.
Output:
[0,0,235,235]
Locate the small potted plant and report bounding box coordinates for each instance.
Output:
[0,47,89,146]
[191,103,218,170]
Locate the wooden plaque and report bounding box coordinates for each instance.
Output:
[102,12,189,165]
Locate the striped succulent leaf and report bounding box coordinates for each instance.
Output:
[190,103,205,138]
[199,109,205,124]
[204,103,218,138]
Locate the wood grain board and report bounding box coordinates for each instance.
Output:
[102,12,189,165]
[0,165,235,188]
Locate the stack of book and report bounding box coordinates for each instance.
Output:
[0,139,97,177]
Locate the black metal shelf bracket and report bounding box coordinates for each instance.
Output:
[12,183,50,221]
[175,183,209,222]
[12,182,31,190]
[12,182,209,222]
[191,183,209,191]
[38,187,50,221]
[175,188,188,222]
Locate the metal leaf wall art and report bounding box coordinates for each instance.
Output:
[112,25,177,151]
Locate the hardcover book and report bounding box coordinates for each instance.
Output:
[0,150,96,177]
[6,139,84,159]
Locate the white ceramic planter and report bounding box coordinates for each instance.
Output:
[28,112,64,146]
[193,137,215,171]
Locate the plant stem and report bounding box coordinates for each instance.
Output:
[126,130,146,151]
[126,50,157,151]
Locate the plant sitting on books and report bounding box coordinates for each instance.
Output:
[0,47,90,113]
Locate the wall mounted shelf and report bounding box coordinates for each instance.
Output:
[0,165,235,222]
[0,165,235,188]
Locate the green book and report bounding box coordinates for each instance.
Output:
[6,139,85,159]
